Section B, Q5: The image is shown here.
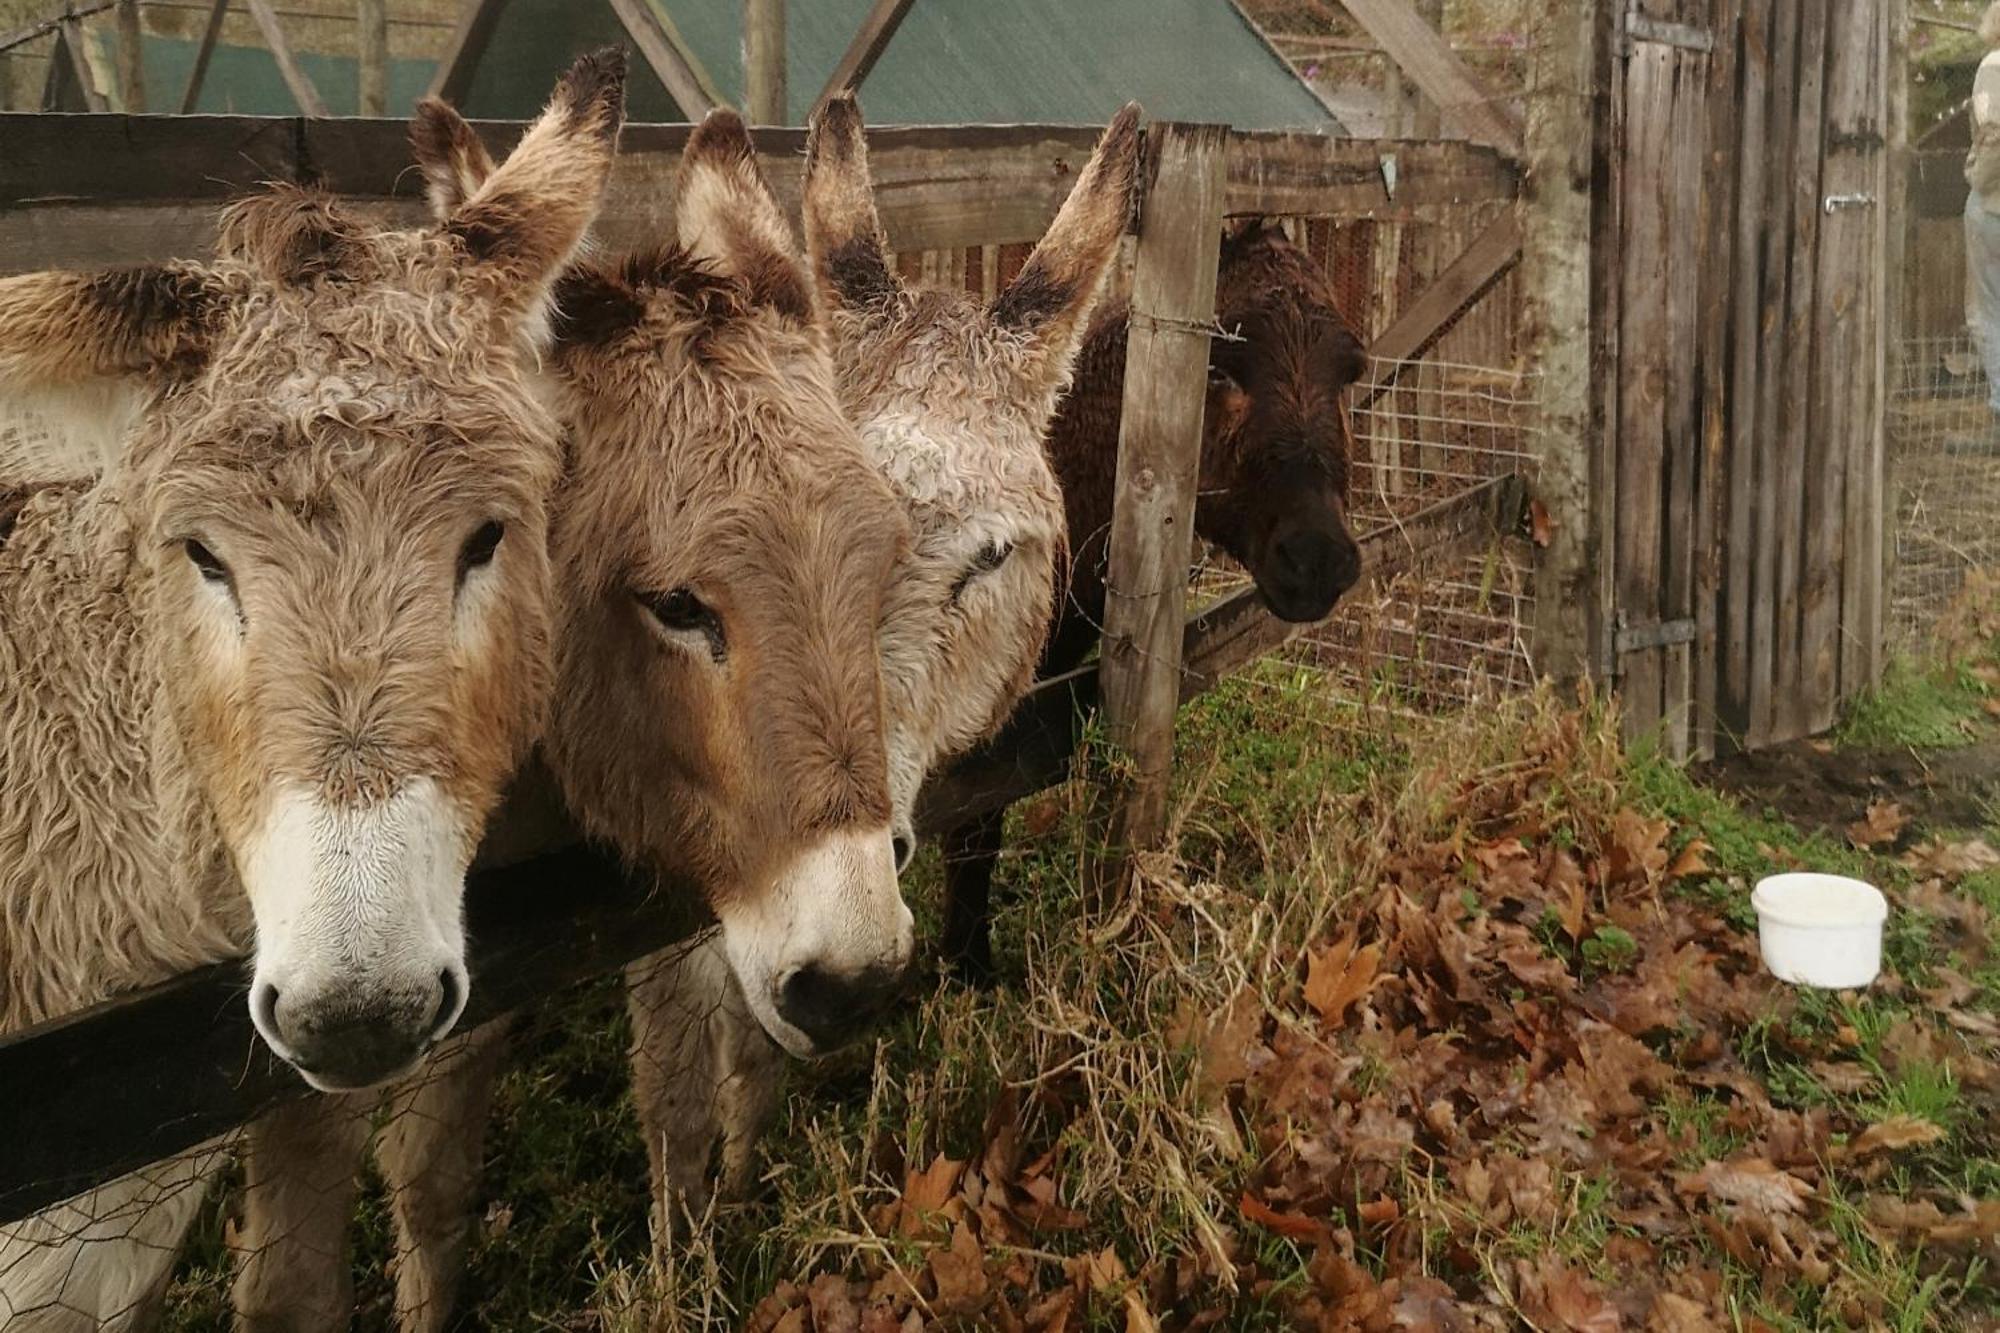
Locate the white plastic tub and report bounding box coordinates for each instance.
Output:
[1750,873,1888,989]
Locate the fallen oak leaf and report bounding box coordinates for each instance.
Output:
[1846,799,1909,850]
[1845,1114,1948,1158]
[1303,933,1381,1025]
[1676,1157,1814,1215]
[1239,1190,1331,1242]
[1665,838,1712,882]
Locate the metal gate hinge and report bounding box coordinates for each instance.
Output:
[1823,192,1878,214]
[1623,12,1715,53]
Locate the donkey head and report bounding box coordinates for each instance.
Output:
[414,104,914,1058]
[0,52,624,1091]
[803,97,1140,861]
[1197,222,1366,624]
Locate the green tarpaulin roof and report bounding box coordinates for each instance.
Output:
[462,0,1339,129]
[87,0,1338,131]
[82,29,433,116]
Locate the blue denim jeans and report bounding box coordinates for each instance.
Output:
[1967,194,2000,412]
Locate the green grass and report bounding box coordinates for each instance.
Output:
[1832,659,1990,751]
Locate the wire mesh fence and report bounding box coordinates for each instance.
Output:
[1888,329,2000,653]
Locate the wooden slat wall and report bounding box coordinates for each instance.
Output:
[1604,0,1887,756]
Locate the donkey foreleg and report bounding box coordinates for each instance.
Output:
[231,1093,375,1332]
[941,808,1007,985]
[626,933,784,1250]
[372,1020,512,1333]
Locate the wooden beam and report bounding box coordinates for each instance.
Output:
[1355,208,1522,406]
[1095,122,1229,860]
[244,0,327,117]
[426,0,507,104]
[813,0,917,112]
[1521,0,1604,687]
[744,0,786,124]
[0,118,1520,272]
[53,18,109,113]
[357,0,389,117]
[0,843,709,1225]
[179,0,230,113]
[609,0,727,119]
[115,0,144,112]
[1337,0,1522,155]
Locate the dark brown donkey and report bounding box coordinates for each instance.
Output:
[941,221,1367,979]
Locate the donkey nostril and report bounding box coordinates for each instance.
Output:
[892,833,914,872]
[431,968,463,1039]
[252,983,282,1041]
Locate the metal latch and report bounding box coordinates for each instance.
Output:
[1823,192,1878,214]
[1614,617,1697,656]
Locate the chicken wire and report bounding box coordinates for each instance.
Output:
[1889,329,2000,652]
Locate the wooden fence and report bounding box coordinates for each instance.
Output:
[1532,0,1898,758]
[0,110,1531,1224]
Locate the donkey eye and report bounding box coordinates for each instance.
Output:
[183,539,230,585]
[971,540,1014,573]
[638,587,726,659]
[457,520,504,584]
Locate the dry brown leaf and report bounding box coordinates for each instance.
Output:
[1665,838,1712,882]
[1646,1292,1721,1332]
[1239,1190,1329,1241]
[928,1222,990,1314]
[1902,838,2000,880]
[1304,933,1381,1025]
[1847,1114,1947,1158]
[1846,799,1909,850]
[1677,1157,1814,1215]
[1609,808,1671,888]
[807,1273,863,1333]
[1530,497,1554,547]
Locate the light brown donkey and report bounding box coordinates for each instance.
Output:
[0,52,623,1330]
[622,97,1143,1218]
[228,107,917,1331]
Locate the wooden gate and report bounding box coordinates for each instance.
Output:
[1603,0,1888,755]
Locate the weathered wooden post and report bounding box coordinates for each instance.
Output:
[115,0,143,112]
[744,0,786,124]
[1523,0,1604,687]
[357,0,389,118]
[1092,122,1228,887]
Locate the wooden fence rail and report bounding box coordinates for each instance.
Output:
[0,476,1527,1225]
[0,114,1518,274]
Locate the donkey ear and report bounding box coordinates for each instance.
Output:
[675,108,812,322]
[0,264,227,396]
[439,46,625,321]
[990,104,1141,390]
[410,96,496,221]
[801,94,902,318]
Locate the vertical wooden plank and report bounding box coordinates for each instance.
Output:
[54,18,109,113]
[357,0,389,118]
[1524,0,1607,685]
[1809,0,1875,729]
[1747,0,1802,748]
[1617,40,1673,744]
[1693,0,1741,760]
[1720,0,1771,747]
[116,0,144,112]
[1773,0,1828,741]
[181,0,231,114]
[1855,0,1900,691]
[428,0,508,104]
[980,244,1000,302]
[1661,43,1709,758]
[1097,123,1229,857]
[744,0,787,124]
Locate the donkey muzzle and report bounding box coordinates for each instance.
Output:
[256,965,465,1091]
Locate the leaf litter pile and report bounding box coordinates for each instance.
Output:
[648,686,1999,1331]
